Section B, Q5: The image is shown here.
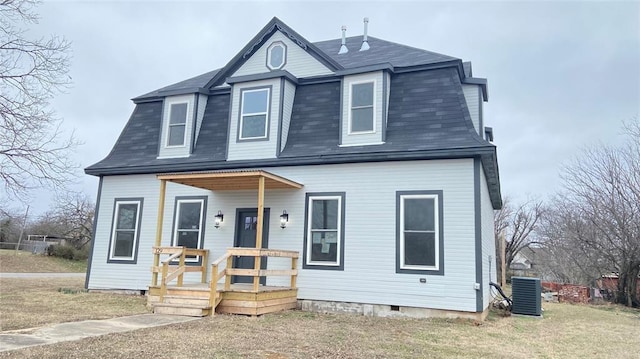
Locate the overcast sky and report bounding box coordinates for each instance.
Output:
[21,0,640,215]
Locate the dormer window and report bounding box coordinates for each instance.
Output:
[349,81,375,133]
[266,42,287,70]
[239,87,270,140]
[167,103,188,147]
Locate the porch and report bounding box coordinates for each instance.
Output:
[148,170,303,317]
[148,246,298,316]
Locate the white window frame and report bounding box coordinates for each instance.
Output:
[239,88,270,140]
[266,41,287,70]
[305,195,342,267]
[348,80,376,135]
[399,194,440,271]
[108,200,142,262]
[165,102,189,148]
[171,198,205,263]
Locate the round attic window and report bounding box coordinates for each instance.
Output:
[267,42,286,70]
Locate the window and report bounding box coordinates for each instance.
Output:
[350,82,375,133]
[239,88,270,140]
[267,42,287,70]
[171,197,206,263]
[303,193,345,269]
[397,191,444,274]
[167,103,188,147]
[108,198,143,263]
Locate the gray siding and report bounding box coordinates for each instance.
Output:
[89,159,478,312]
[462,84,481,135]
[480,166,497,309]
[158,94,196,158]
[227,79,281,160]
[280,80,296,152]
[232,31,333,78]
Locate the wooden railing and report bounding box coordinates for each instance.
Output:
[209,252,231,310]
[151,246,209,302]
[208,247,299,311]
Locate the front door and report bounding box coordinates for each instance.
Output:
[233,208,269,284]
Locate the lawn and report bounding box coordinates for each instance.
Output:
[0,277,149,331]
[0,276,638,358]
[0,249,87,273]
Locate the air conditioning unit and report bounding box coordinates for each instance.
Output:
[511,277,541,317]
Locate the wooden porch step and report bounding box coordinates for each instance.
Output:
[153,303,212,317]
[163,295,210,306]
[164,286,211,298]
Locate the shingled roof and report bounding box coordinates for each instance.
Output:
[132,18,462,102]
[87,17,501,208]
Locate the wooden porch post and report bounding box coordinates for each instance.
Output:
[152,179,167,287]
[253,176,265,291]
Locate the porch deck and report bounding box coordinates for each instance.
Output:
[148,283,298,316]
[149,246,299,317]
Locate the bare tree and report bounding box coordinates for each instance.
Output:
[538,200,609,285]
[541,118,640,307]
[494,197,544,281]
[29,192,94,249]
[0,0,77,199]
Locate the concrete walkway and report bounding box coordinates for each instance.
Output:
[0,272,86,278]
[0,314,200,352]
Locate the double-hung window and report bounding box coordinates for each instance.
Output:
[350,82,375,133]
[167,103,188,147]
[108,199,143,263]
[304,193,345,269]
[239,88,270,140]
[397,191,443,274]
[172,197,206,262]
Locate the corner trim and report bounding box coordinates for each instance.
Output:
[474,157,484,312]
[338,78,344,145]
[276,78,285,157]
[84,176,103,289]
[382,72,388,142]
[225,88,234,160]
[191,94,199,154]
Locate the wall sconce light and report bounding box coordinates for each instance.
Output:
[214,210,224,229]
[280,210,289,229]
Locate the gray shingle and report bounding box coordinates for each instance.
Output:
[89,67,490,173]
[133,69,220,100]
[314,36,458,69]
[280,67,486,157]
[133,36,459,101]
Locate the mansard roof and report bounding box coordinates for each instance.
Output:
[87,17,501,208]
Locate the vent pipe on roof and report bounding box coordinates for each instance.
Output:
[360,17,370,51]
[339,25,349,54]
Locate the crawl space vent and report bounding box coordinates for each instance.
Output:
[511,277,541,317]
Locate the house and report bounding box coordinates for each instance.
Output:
[510,247,536,270]
[84,17,501,320]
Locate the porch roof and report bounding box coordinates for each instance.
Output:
[156,170,303,191]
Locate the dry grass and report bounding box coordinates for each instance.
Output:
[2,299,638,358]
[0,277,149,331]
[0,249,87,273]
